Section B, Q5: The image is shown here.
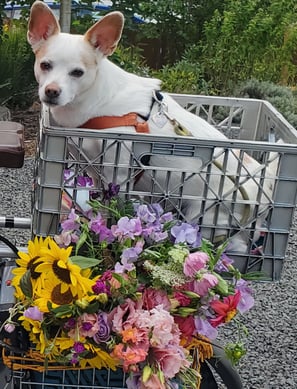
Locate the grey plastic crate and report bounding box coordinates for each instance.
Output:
[11,368,127,388]
[32,94,297,281]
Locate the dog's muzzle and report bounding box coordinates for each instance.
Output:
[44,83,61,105]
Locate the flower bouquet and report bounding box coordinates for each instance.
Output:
[3,183,255,389]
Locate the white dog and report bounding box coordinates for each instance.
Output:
[27,1,277,252]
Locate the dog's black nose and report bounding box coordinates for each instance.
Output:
[45,84,61,99]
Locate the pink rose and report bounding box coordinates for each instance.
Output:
[142,288,171,311]
[193,273,218,296]
[152,346,190,378]
[183,252,209,277]
[110,298,138,333]
[150,306,177,347]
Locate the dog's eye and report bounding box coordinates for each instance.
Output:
[70,68,84,78]
[40,61,52,71]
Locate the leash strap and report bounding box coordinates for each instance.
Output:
[80,112,150,133]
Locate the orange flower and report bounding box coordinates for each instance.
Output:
[122,327,139,343]
[112,343,147,371]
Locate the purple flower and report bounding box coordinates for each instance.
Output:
[151,229,168,242]
[111,217,142,241]
[64,170,93,187]
[126,372,141,389]
[122,241,144,262]
[215,253,234,272]
[93,312,111,343]
[89,215,114,243]
[77,176,93,187]
[195,316,218,340]
[115,241,144,273]
[92,279,110,295]
[4,323,15,333]
[64,169,75,184]
[141,222,167,243]
[82,322,93,331]
[103,183,120,200]
[115,257,135,273]
[160,211,174,223]
[64,318,76,329]
[23,306,43,321]
[135,204,157,223]
[70,354,79,364]
[171,222,201,247]
[147,203,164,218]
[61,208,80,231]
[73,341,85,354]
[89,213,105,233]
[235,279,255,313]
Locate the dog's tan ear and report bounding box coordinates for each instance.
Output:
[27,1,60,52]
[84,12,124,56]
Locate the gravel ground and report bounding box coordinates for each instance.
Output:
[0,158,297,388]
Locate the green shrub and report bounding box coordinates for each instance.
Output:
[0,22,35,107]
[153,59,213,95]
[111,45,151,77]
[236,79,297,129]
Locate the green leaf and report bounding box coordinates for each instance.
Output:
[176,307,197,317]
[75,230,88,254]
[242,271,267,281]
[112,272,126,286]
[20,270,33,298]
[84,301,100,314]
[69,255,101,269]
[49,304,73,318]
[215,274,230,296]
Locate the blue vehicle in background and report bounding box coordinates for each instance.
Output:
[4,1,145,23]
[92,1,145,23]
[4,0,95,20]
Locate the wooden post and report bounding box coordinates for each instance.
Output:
[60,0,72,33]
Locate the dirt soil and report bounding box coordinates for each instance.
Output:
[10,101,40,157]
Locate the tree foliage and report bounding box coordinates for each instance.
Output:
[199,0,297,90]
[1,0,297,107]
[110,0,223,67]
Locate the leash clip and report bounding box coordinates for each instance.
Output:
[152,90,192,136]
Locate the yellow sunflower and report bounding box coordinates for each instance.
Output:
[79,343,119,371]
[55,337,75,351]
[12,236,51,299]
[18,315,47,354]
[35,238,94,299]
[34,276,76,313]
[53,337,75,356]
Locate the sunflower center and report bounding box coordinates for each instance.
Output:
[84,351,97,360]
[52,260,72,284]
[51,284,74,305]
[28,256,43,279]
